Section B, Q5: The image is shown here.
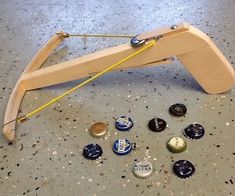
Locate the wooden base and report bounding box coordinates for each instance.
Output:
[3,23,235,141]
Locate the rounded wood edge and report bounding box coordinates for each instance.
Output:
[3,33,65,142]
[3,82,25,141]
[3,126,16,141]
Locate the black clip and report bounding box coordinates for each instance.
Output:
[130,35,145,48]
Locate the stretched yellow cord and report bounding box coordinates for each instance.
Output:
[68,34,134,38]
[56,32,134,39]
[16,39,156,122]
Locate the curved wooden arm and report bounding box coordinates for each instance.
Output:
[3,23,235,141]
[3,34,65,141]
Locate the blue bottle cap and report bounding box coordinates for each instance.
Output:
[112,139,132,155]
[83,143,103,160]
[183,123,205,140]
[173,160,195,178]
[115,116,134,131]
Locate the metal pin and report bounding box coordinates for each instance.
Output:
[2,115,27,127]
[17,116,28,123]
[56,32,70,38]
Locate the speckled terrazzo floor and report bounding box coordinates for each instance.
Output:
[0,0,235,196]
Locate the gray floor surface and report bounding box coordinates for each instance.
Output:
[0,0,235,195]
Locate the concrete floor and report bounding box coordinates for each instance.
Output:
[0,0,235,195]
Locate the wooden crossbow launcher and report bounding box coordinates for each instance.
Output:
[3,22,235,141]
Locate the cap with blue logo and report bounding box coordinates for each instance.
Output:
[112,138,132,155]
[83,143,103,160]
[183,123,205,140]
[173,160,195,178]
[115,116,134,131]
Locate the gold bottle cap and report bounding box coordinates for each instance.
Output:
[167,137,187,153]
[89,122,108,138]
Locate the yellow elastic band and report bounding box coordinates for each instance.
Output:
[20,39,156,121]
[68,34,134,38]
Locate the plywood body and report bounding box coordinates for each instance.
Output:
[21,26,235,93]
[3,23,235,141]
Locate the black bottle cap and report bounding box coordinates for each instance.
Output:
[169,103,187,117]
[173,160,195,178]
[83,144,103,160]
[183,123,205,139]
[148,118,167,132]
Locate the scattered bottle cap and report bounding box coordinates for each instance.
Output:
[115,116,134,131]
[83,143,103,160]
[173,160,195,178]
[169,103,187,117]
[167,137,187,153]
[183,123,205,139]
[112,138,132,156]
[148,118,167,132]
[133,160,153,178]
[89,122,108,138]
